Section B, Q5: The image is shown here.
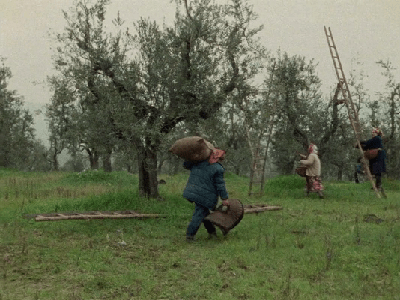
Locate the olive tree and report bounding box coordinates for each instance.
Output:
[49,0,265,198]
[0,58,39,170]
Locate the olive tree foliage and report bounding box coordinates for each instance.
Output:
[159,0,268,177]
[230,58,279,180]
[347,58,371,114]
[132,0,264,196]
[47,0,263,198]
[46,78,74,171]
[47,0,120,172]
[267,52,345,176]
[0,59,49,171]
[191,59,280,179]
[204,104,253,176]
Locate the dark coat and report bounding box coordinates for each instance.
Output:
[183,160,229,210]
[361,136,386,174]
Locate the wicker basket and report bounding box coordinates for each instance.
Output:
[364,149,379,160]
[295,166,307,177]
[204,199,244,236]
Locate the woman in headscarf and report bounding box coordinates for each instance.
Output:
[360,127,386,195]
[300,143,324,199]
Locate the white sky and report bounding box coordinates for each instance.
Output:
[1,0,400,141]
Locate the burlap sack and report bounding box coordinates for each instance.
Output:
[205,199,244,236]
[169,136,213,162]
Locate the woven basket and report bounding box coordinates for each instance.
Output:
[364,149,379,160]
[295,166,307,177]
[204,199,244,235]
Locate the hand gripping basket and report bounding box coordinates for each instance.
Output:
[204,199,244,236]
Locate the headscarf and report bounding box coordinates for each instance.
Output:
[372,127,383,136]
[308,143,318,155]
[209,148,226,164]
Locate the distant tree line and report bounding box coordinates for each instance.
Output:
[1,0,399,198]
[0,58,50,171]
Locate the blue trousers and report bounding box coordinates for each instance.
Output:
[186,203,216,237]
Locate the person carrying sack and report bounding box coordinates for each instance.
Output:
[299,143,324,199]
[359,127,387,195]
[183,149,229,241]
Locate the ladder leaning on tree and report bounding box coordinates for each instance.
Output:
[245,62,277,196]
[324,26,381,198]
[248,145,266,196]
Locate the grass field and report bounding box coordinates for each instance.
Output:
[1,169,400,300]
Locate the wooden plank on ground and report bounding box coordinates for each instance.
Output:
[25,205,282,222]
[25,211,165,222]
[243,204,282,214]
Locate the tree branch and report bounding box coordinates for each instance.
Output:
[319,83,341,153]
[284,93,309,149]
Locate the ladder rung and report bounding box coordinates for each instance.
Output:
[249,192,263,195]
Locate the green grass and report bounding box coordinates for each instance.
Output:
[1,169,400,299]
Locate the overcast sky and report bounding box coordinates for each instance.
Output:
[1,0,400,141]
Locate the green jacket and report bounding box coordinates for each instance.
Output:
[183,160,229,209]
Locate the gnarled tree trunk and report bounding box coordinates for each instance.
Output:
[87,148,99,170]
[136,141,159,199]
[102,148,113,172]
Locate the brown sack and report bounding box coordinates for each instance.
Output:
[169,136,213,162]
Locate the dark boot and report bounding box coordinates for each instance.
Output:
[375,174,382,189]
[186,235,196,242]
[375,174,387,198]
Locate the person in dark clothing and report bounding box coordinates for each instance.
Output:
[183,149,229,241]
[360,127,387,194]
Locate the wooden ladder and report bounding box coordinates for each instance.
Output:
[324,26,381,198]
[248,145,267,196]
[245,61,277,197]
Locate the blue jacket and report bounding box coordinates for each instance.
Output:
[361,136,386,174]
[183,160,229,210]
